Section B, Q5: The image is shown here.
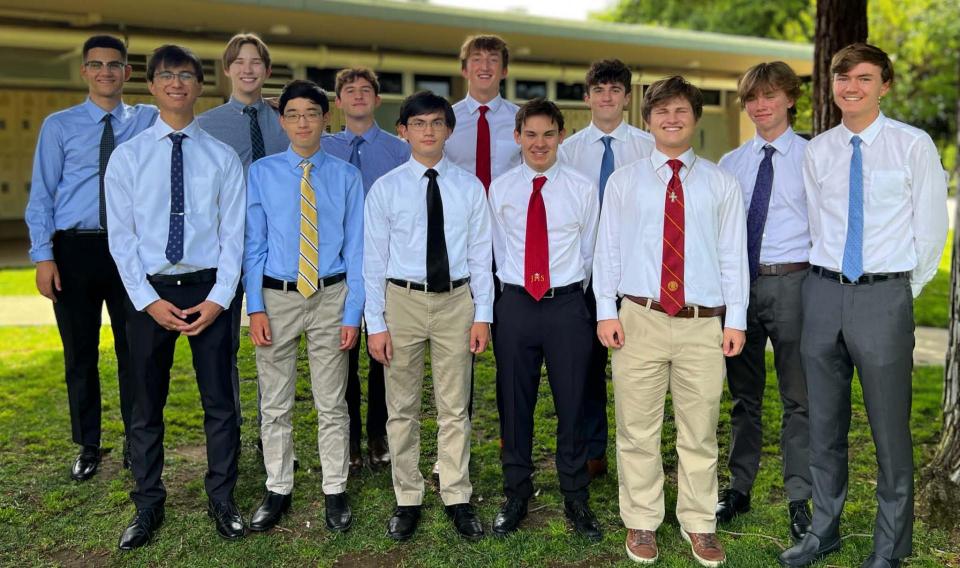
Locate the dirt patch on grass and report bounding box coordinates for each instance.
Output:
[547,552,620,567]
[47,548,111,567]
[172,444,207,463]
[524,502,557,529]
[333,548,407,567]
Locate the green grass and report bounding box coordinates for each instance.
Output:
[0,326,957,566]
[0,268,34,295]
[913,230,953,328]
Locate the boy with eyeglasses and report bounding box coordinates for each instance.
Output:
[364,91,493,542]
[106,44,246,550]
[25,34,157,482]
[243,79,364,534]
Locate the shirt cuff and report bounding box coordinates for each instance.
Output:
[724,305,747,331]
[597,298,619,321]
[246,291,265,315]
[30,246,54,263]
[130,283,161,312]
[473,303,493,324]
[342,307,362,328]
[206,283,236,310]
[365,313,387,335]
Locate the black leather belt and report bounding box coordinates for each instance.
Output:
[758,262,809,276]
[262,273,345,292]
[147,268,217,286]
[388,277,470,293]
[501,281,583,299]
[56,228,107,238]
[811,265,910,285]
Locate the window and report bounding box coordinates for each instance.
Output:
[414,74,451,97]
[515,80,547,100]
[306,67,338,92]
[378,72,403,95]
[556,82,585,101]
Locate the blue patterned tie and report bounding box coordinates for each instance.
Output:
[243,105,265,162]
[842,135,864,281]
[349,136,364,169]
[165,133,186,265]
[598,135,614,207]
[746,145,776,281]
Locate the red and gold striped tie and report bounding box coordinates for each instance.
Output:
[660,159,685,315]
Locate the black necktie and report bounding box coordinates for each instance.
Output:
[165,133,186,265]
[99,114,115,230]
[243,105,266,162]
[425,168,450,292]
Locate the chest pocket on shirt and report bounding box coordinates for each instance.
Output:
[868,170,908,207]
[184,174,218,214]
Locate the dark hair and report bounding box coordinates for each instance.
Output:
[514,97,565,132]
[147,44,204,84]
[831,42,894,85]
[737,61,802,122]
[222,33,271,70]
[585,59,632,93]
[335,67,380,97]
[83,35,127,61]
[459,34,510,70]
[642,75,703,122]
[279,80,329,114]
[398,91,456,131]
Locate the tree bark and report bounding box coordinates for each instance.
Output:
[918,54,960,530]
[812,0,868,135]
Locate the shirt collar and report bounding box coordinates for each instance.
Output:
[407,155,449,180]
[520,160,560,184]
[152,116,202,141]
[751,126,796,156]
[285,146,326,170]
[466,93,504,114]
[227,96,267,114]
[83,97,128,123]
[340,122,382,145]
[841,112,886,146]
[651,147,696,172]
[586,120,630,144]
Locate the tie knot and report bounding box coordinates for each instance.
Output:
[478,105,489,116]
[101,113,112,124]
[851,135,862,148]
[667,159,683,175]
[601,135,613,149]
[243,105,258,118]
[763,144,776,158]
[299,159,313,173]
[425,168,439,181]
[532,175,547,192]
[169,133,185,145]
[351,136,365,148]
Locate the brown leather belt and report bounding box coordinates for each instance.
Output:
[758,262,809,276]
[623,295,725,318]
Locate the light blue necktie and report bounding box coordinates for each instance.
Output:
[598,135,615,207]
[842,135,864,281]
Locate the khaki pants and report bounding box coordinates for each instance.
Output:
[612,300,724,533]
[256,281,349,495]
[384,282,475,506]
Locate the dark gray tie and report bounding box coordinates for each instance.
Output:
[243,105,266,162]
[746,145,776,281]
[165,133,186,265]
[99,114,115,230]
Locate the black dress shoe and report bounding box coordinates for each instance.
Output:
[778,532,841,567]
[208,499,246,540]
[564,499,602,542]
[445,503,484,541]
[715,488,751,523]
[861,553,901,568]
[122,438,131,470]
[71,446,101,481]
[118,508,164,550]
[349,441,364,476]
[386,505,422,541]
[368,435,391,469]
[325,492,353,532]
[250,491,292,532]
[788,500,812,542]
[492,497,528,536]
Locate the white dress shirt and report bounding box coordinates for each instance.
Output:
[446,94,521,182]
[593,148,750,330]
[105,117,246,311]
[488,161,600,288]
[803,112,948,297]
[559,120,654,189]
[719,126,810,264]
[363,155,494,334]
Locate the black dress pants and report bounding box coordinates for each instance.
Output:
[494,285,592,502]
[52,231,133,448]
[346,331,387,448]
[581,282,610,461]
[126,277,239,510]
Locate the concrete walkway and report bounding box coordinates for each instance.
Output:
[0,294,949,367]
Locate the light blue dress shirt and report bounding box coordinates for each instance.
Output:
[363,156,494,335]
[25,98,158,262]
[243,147,365,325]
[104,118,246,311]
[322,122,410,194]
[197,97,289,175]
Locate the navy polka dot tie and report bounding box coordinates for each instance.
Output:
[165,132,186,265]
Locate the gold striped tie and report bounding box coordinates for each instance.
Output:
[298,160,320,298]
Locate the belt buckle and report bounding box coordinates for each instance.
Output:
[543,287,556,299]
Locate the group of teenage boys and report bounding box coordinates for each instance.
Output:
[26,27,947,568]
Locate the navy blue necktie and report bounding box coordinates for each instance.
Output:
[598,135,614,207]
[842,136,864,281]
[746,144,776,281]
[243,105,265,162]
[98,114,115,230]
[349,136,364,169]
[165,133,186,265]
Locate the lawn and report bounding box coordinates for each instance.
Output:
[0,326,957,567]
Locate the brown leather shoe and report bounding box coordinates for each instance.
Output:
[625,529,658,564]
[681,529,726,567]
[368,435,390,469]
[348,442,363,476]
[587,457,608,480]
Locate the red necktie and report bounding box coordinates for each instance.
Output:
[476,105,491,191]
[660,159,685,315]
[524,175,550,300]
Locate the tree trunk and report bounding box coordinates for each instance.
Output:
[812,0,868,135]
[918,55,960,530]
